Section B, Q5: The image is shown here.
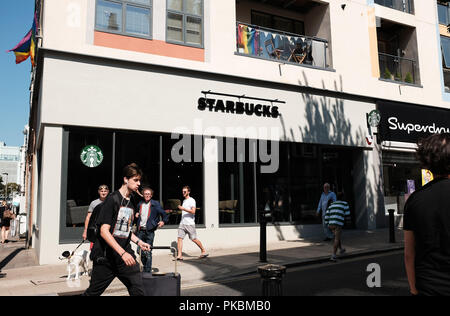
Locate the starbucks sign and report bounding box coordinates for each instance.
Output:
[80,145,104,168]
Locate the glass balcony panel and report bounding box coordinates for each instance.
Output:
[379,53,417,84]
[236,22,329,69]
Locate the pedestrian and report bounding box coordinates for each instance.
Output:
[135,186,168,273]
[324,192,350,262]
[316,183,336,241]
[404,133,450,296]
[176,186,208,260]
[82,184,110,241]
[0,201,14,244]
[83,163,151,296]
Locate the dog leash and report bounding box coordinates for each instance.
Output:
[70,240,85,258]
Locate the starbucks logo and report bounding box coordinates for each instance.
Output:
[368,110,381,128]
[80,145,104,168]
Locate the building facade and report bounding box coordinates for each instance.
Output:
[26,0,450,264]
[0,142,21,195]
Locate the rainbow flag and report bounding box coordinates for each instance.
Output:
[238,24,260,55]
[7,14,38,67]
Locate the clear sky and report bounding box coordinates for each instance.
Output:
[0,0,36,147]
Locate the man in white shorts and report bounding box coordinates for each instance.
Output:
[176,186,208,260]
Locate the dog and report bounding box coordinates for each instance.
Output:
[60,250,91,280]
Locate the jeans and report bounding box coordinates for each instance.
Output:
[83,253,144,296]
[137,229,155,273]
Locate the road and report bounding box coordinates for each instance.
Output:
[181,250,410,296]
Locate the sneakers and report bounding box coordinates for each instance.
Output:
[339,248,346,255]
[330,255,337,262]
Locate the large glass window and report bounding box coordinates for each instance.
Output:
[218,138,256,225]
[167,0,203,47]
[251,10,305,35]
[382,151,421,214]
[438,3,450,26]
[65,129,113,229]
[161,134,204,225]
[61,128,204,242]
[96,0,152,38]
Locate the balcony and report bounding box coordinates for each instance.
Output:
[236,22,329,69]
[375,0,414,14]
[379,53,417,84]
[377,18,420,84]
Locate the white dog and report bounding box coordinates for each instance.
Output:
[64,250,90,280]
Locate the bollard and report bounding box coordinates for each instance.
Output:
[388,209,396,243]
[259,210,271,263]
[257,264,286,296]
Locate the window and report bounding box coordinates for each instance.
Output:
[441,36,450,68]
[438,3,450,25]
[167,0,203,47]
[251,10,304,35]
[61,127,204,242]
[96,0,152,38]
[218,138,256,225]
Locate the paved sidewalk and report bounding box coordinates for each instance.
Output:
[0,228,404,296]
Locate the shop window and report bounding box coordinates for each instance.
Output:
[382,151,421,214]
[96,0,152,38]
[257,142,291,223]
[161,134,204,226]
[61,128,204,242]
[218,138,256,225]
[167,0,203,47]
[64,129,113,237]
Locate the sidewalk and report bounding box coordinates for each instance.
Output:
[0,228,404,296]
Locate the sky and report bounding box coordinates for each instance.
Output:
[0,0,36,147]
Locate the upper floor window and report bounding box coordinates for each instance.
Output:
[438,2,450,26]
[166,0,203,47]
[95,0,152,38]
[375,0,414,14]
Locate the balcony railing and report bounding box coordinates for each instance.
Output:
[236,22,329,69]
[379,53,417,84]
[375,0,413,14]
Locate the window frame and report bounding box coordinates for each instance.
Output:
[166,0,204,48]
[95,0,153,40]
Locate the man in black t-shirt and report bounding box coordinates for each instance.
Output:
[83,163,151,296]
[404,133,450,296]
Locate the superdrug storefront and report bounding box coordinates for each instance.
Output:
[377,101,450,217]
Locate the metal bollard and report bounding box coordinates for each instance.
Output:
[257,264,286,296]
[388,209,396,243]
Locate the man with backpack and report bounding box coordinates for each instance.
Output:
[83,163,151,296]
[83,184,110,242]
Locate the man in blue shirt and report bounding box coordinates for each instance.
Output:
[316,183,336,241]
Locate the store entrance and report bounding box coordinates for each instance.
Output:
[321,147,356,228]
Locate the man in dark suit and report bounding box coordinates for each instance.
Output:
[135,186,168,273]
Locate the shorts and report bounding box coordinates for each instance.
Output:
[329,225,342,239]
[178,224,197,240]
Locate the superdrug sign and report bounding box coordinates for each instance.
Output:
[378,101,450,143]
[197,97,280,119]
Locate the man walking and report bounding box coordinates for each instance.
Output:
[83,184,110,241]
[316,183,336,241]
[83,163,151,296]
[176,186,208,260]
[324,192,350,261]
[135,186,168,273]
[404,133,450,296]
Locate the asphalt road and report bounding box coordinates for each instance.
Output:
[181,250,411,296]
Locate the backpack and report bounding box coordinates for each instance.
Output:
[86,202,104,243]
